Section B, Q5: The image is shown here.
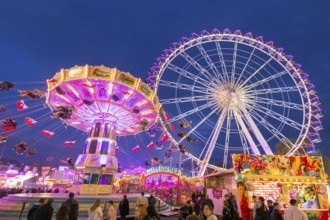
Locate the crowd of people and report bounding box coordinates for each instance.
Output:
[0,187,65,198]
[27,191,164,220]
[251,196,308,220]
[179,190,217,220]
[27,192,78,220]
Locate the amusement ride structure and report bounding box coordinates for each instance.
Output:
[147,29,323,177]
[45,65,161,194]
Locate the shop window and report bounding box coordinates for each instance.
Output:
[93,123,101,137]
[99,174,113,185]
[89,140,97,154]
[91,174,99,184]
[100,141,109,155]
[83,173,91,184]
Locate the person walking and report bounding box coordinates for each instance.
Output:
[106,200,116,220]
[88,199,103,220]
[283,199,307,220]
[119,195,130,220]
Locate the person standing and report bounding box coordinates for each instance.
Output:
[255,197,268,220]
[148,193,157,207]
[267,200,274,219]
[203,203,218,220]
[106,200,116,220]
[137,192,148,207]
[252,196,259,220]
[62,192,79,220]
[27,198,45,220]
[270,202,283,220]
[119,195,130,220]
[34,198,54,220]
[55,206,69,220]
[283,199,307,220]
[88,199,103,220]
[222,200,232,220]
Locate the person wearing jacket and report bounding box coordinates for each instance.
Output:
[283,199,307,220]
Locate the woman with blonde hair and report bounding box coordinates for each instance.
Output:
[106,200,116,220]
[135,204,148,220]
[88,199,103,220]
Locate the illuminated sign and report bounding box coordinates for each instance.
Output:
[146,166,178,174]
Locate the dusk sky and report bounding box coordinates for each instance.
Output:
[0,1,329,171]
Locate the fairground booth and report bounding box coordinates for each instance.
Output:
[141,165,203,204]
[232,154,329,220]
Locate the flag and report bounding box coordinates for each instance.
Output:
[132,145,140,152]
[162,134,169,142]
[64,141,76,146]
[147,141,155,150]
[41,130,55,137]
[24,117,37,125]
[162,111,170,121]
[17,100,28,110]
[168,123,174,132]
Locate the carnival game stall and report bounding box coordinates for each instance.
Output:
[232,154,329,220]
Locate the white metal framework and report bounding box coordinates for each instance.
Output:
[147,29,322,177]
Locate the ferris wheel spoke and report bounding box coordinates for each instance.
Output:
[231,42,238,84]
[214,41,229,83]
[158,80,209,94]
[179,51,218,86]
[167,63,211,87]
[160,94,212,105]
[234,94,273,154]
[255,97,303,111]
[249,109,296,150]
[233,109,260,154]
[237,56,274,89]
[234,47,256,89]
[167,100,218,124]
[223,110,233,169]
[196,44,225,83]
[253,103,303,130]
[233,112,252,154]
[247,86,299,96]
[198,103,229,177]
[243,70,288,90]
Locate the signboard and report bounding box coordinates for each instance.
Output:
[146,165,178,174]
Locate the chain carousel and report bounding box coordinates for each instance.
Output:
[46,65,161,194]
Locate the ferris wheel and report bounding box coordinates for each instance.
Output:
[146,28,323,177]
